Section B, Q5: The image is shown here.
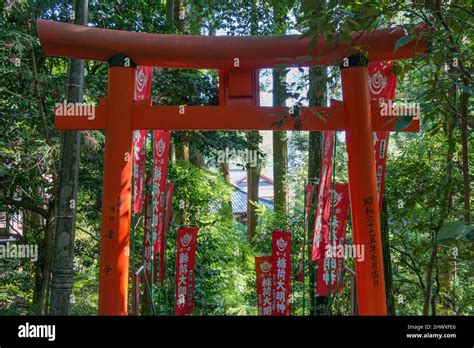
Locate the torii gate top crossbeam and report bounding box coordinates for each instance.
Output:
[37,20,426,69]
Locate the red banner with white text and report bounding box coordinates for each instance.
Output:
[132,66,153,214]
[175,226,199,316]
[368,62,396,210]
[311,131,335,261]
[135,66,153,101]
[374,132,390,210]
[255,256,272,316]
[316,183,349,296]
[272,230,292,316]
[132,130,147,214]
[153,130,171,255]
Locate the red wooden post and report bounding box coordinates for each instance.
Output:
[98,56,136,315]
[341,54,387,315]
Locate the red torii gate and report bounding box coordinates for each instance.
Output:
[37,19,426,316]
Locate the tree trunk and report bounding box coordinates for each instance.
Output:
[272,130,288,216]
[272,66,288,220]
[219,162,233,219]
[190,151,205,167]
[432,259,440,316]
[246,0,260,244]
[170,143,176,163]
[381,198,395,315]
[175,142,189,161]
[423,103,456,315]
[37,203,55,314]
[307,65,325,314]
[49,0,88,315]
[423,245,438,315]
[174,140,189,226]
[31,204,45,313]
[460,79,470,223]
[166,0,174,28]
[188,6,214,168]
[246,137,260,244]
[175,0,185,33]
[220,162,231,184]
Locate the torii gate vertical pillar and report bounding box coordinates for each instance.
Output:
[98,55,136,315]
[341,54,387,315]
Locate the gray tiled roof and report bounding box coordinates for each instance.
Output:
[231,186,273,214]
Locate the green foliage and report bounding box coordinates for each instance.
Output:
[0,257,35,315]
[160,161,255,315]
[69,229,100,315]
[193,219,254,315]
[385,132,472,315]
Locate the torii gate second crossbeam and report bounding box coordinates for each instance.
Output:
[37,19,427,316]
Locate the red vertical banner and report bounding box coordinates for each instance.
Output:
[159,182,175,284]
[175,226,199,316]
[135,66,153,101]
[255,256,272,316]
[311,131,335,261]
[132,130,147,214]
[374,132,390,210]
[316,183,350,296]
[272,230,292,316]
[153,130,171,255]
[132,66,152,214]
[368,62,396,100]
[368,62,396,210]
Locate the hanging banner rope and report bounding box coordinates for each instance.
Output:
[368,61,397,210]
[132,66,153,214]
[316,183,350,297]
[175,226,199,316]
[255,255,273,316]
[311,131,335,261]
[271,230,292,316]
